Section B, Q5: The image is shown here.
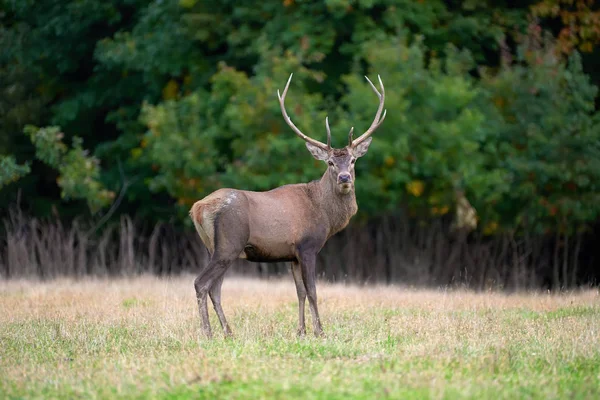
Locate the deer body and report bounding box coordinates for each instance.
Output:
[192,170,358,263]
[191,74,385,338]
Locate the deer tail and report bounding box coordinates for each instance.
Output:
[190,202,214,255]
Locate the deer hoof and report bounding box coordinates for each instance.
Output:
[202,327,213,339]
[297,327,306,337]
[224,330,234,340]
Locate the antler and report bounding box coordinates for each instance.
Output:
[278,73,330,150]
[325,117,332,149]
[349,75,387,147]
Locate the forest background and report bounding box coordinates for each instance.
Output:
[1,0,600,289]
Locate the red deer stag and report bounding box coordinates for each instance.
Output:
[190,73,386,338]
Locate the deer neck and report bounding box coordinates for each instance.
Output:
[313,170,358,237]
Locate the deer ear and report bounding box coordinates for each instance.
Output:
[305,142,329,161]
[352,137,373,158]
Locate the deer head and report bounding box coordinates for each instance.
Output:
[277,74,386,195]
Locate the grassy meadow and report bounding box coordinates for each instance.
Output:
[0,275,599,399]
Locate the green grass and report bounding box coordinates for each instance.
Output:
[0,276,598,399]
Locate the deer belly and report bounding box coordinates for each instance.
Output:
[242,205,299,262]
[239,242,296,263]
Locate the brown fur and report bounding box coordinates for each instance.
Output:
[189,202,204,226]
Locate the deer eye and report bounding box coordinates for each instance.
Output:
[350,158,356,164]
[327,161,334,167]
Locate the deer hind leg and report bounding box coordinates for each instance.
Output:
[291,260,307,336]
[194,203,249,339]
[195,254,237,338]
[298,251,323,337]
[209,273,233,338]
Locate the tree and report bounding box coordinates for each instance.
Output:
[481,26,600,233]
[532,0,600,54]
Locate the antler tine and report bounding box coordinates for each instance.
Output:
[347,127,354,146]
[351,74,386,147]
[277,73,329,150]
[325,117,332,149]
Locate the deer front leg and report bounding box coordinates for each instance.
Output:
[291,260,307,336]
[298,251,323,337]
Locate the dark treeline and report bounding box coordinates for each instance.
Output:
[2,208,598,289]
[1,1,600,287]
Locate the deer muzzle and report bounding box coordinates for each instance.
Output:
[337,173,352,184]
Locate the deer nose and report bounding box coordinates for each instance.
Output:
[338,173,352,184]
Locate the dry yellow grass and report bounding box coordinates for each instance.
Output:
[1,275,599,399]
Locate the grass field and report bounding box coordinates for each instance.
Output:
[1,275,599,399]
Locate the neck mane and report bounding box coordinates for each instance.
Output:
[307,169,358,238]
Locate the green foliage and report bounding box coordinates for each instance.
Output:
[136,36,522,227]
[139,56,327,209]
[339,37,507,217]
[1,0,155,216]
[25,126,68,167]
[25,126,114,213]
[1,0,599,235]
[0,156,30,189]
[480,33,600,233]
